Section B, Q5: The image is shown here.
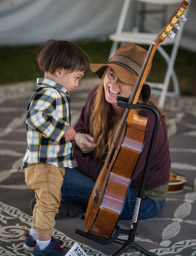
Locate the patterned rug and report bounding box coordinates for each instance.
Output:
[0,201,104,256]
[1,197,196,256]
[0,81,196,256]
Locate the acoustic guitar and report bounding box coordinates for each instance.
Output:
[84,0,189,239]
[168,172,187,193]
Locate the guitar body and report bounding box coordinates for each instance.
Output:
[85,110,147,238]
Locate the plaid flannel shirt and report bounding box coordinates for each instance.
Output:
[22,78,77,168]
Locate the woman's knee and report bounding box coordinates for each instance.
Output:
[140,199,165,219]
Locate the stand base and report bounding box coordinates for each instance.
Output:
[75,228,157,256]
[75,225,121,245]
[112,241,157,256]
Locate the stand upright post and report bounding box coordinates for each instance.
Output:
[112,99,160,256]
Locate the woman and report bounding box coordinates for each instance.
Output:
[30,43,170,220]
[60,43,171,220]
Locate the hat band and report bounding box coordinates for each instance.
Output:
[109,55,141,76]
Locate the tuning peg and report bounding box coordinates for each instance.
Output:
[168,30,176,39]
[180,15,187,22]
[174,23,181,30]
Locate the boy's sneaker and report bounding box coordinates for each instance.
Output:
[32,238,68,256]
[23,232,63,252]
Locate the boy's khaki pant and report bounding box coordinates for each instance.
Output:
[25,163,65,234]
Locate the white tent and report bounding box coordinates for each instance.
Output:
[0,0,195,51]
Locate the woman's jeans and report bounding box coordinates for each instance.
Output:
[61,167,165,220]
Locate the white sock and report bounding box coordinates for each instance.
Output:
[37,239,51,251]
[30,227,37,240]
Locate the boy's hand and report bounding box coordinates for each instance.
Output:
[63,126,76,141]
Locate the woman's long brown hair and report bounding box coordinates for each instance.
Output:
[89,79,122,160]
[89,76,167,160]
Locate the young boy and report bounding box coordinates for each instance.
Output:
[22,40,89,256]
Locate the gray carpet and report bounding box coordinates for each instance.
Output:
[0,80,196,256]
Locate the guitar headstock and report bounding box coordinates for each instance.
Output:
[156,0,189,43]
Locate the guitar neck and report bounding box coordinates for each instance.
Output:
[128,42,157,106]
[114,42,157,145]
[109,0,188,161]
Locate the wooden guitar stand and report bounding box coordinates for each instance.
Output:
[76,98,160,256]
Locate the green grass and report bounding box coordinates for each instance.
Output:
[0,40,195,96]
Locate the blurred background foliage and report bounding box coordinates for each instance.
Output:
[0,40,195,96]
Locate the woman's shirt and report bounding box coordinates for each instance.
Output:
[74,85,171,195]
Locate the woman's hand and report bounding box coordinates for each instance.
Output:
[75,133,96,153]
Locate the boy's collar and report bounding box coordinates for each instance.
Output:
[36,78,68,94]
